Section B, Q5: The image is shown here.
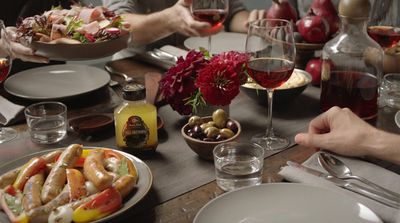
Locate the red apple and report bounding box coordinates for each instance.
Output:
[305,58,323,86]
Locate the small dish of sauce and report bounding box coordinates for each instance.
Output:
[69,113,114,135]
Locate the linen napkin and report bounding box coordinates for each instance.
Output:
[279,151,400,223]
[0,96,25,126]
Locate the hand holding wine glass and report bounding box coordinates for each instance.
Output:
[0,20,18,144]
[191,0,229,53]
[245,19,296,150]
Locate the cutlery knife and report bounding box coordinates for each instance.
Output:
[286,161,400,208]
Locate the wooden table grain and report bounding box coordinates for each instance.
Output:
[1,57,399,223]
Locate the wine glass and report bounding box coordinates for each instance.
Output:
[368,0,400,48]
[191,0,229,54]
[0,20,17,143]
[245,19,296,150]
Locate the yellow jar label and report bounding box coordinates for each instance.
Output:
[122,116,149,148]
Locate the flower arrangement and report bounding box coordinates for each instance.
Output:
[159,50,248,115]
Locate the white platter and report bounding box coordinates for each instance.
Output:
[194,183,382,223]
[4,64,110,100]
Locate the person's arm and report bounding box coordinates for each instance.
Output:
[295,106,400,164]
[1,27,48,63]
[120,0,222,45]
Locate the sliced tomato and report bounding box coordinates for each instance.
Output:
[72,187,122,223]
[13,157,46,191]
[66,168,86,201]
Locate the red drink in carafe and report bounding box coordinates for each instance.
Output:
[320,69,378,120]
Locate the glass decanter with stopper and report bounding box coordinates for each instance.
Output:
[320,0,383,120]
[114,83,158,153]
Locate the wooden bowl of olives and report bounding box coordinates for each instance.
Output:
[181,109,241,160]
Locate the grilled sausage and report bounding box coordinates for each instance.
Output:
[41,144,82,204]
[22,172,44,211]
[113,175,136,198]
[0,168,20,189]
[41,150,62,163]
[28,186,70,223]
[83,149,113,191]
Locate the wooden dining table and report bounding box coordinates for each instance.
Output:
[0,56,399,223]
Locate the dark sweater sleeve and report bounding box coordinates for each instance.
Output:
[224,0,247,31]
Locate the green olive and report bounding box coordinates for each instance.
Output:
[219,128,235,138]
[188,116,202,127]
[212,109,228,128]
[204,126,219,138]
[200,123,214,131]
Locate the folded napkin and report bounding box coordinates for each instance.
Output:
[279,152,400,223]
[0,96,25,126]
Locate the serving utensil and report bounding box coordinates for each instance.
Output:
[318,152,400,201]
[104,64,134,83]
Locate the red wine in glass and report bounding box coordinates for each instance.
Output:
[247,58,294,89]
[368,25,400,48]
[192,9,228,28]
[320,70,378,120]
[0,58,11,82]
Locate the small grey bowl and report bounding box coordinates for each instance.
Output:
[240,69,312,105]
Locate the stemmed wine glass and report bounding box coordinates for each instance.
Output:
[245,19,296,150]
[0,20,17,144]
[191,0,229,54]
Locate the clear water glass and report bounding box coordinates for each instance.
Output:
[24,101,67,144]
[213,142,264,191]
[380,73,400,109]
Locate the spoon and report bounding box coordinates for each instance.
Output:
[318,152,400,200]
[104,64,134,83]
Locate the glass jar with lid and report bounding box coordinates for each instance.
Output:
[320,0,383,120]
[114,83,158,153]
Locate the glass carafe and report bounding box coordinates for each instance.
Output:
[320,0,383,120]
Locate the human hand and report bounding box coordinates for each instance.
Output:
[168,0,224,37]
[246,9,267,28]
[294,106,378,157]
[2,27,48,63]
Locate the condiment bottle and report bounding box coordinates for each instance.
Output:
[114,83,158,153]
[320,0,383,120]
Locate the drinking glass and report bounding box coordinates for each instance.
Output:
[191,0,229,53]
[0,20,17,144]
[24,102,67,144]
[213,142,264,191]
[368,0,400,48]
[245,19,296,150]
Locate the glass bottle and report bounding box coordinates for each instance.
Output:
[320,0,383,120]
[114,83,158,153]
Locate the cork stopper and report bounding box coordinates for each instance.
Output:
[338,0,371,19]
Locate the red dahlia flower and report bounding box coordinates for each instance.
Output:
[159,50,208,115]
[160,50,248,115]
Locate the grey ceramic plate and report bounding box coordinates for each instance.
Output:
[395,111,400,128]
[194,183,382,223]
[184,32,247,55]
[4,64,110,100]
[31,34,130,61]
[0,147,153,223]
